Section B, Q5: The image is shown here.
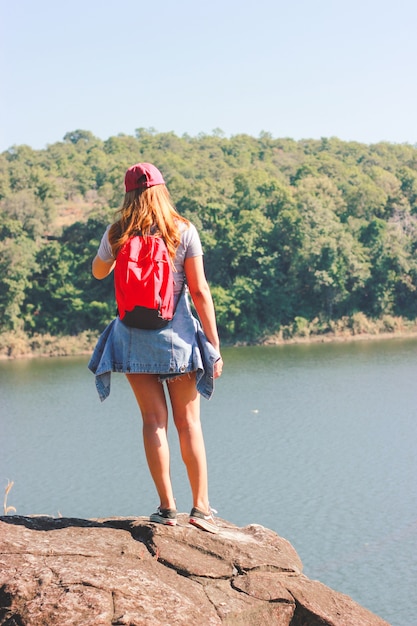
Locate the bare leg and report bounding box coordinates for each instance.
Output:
[126,373,176,510]
[167,373,210,513]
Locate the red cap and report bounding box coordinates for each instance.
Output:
[124,163,165,193]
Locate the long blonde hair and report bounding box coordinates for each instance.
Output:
[108,184,189,261]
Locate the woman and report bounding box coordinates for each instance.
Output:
[89,162,223,533]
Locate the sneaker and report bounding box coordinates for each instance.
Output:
[189,506,218,534]
[149,506,177,526]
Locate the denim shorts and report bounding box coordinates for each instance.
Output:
[88,292,220,401]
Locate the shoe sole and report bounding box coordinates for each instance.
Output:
[189,516,219,534]
[149,515,177,526]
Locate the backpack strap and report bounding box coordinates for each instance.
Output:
[173,279,186,316]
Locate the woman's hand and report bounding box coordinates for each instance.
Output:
[214,357,223,379]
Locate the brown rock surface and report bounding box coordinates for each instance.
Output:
[0,515,389,625]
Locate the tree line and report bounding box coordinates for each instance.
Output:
[1,129,416,346]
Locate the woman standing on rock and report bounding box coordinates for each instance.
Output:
[88,162,223,534]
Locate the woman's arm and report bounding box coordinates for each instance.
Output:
[92,255,115,279]
[184,255,223,377]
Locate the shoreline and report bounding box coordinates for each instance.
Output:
[1,326,417,360]
[259,328,417,346]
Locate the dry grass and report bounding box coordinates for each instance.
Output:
[3,480,16,515]
[262,315,417,345]
[0,330,99,359]
[1,315,417,359]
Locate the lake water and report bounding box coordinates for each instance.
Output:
[1,337,416,625]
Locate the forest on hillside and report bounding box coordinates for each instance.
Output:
[1,129,416,354]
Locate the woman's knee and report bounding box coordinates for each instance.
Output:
[173,410,202,435]
[141,409,168,430]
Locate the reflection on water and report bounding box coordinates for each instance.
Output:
[1,337,416,625]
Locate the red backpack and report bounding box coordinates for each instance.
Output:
[114,234,175,329]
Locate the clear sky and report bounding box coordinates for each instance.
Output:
[1,0,416,152]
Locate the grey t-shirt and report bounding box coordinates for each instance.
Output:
[96,221,203,294]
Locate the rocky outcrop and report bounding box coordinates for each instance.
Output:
[0,515,389,626]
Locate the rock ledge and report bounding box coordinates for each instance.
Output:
[0,515,389,625]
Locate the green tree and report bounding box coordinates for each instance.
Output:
[0,235,36,331]
[1,130,417,346]
[295,176,370,318]
[360,218,416,317]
